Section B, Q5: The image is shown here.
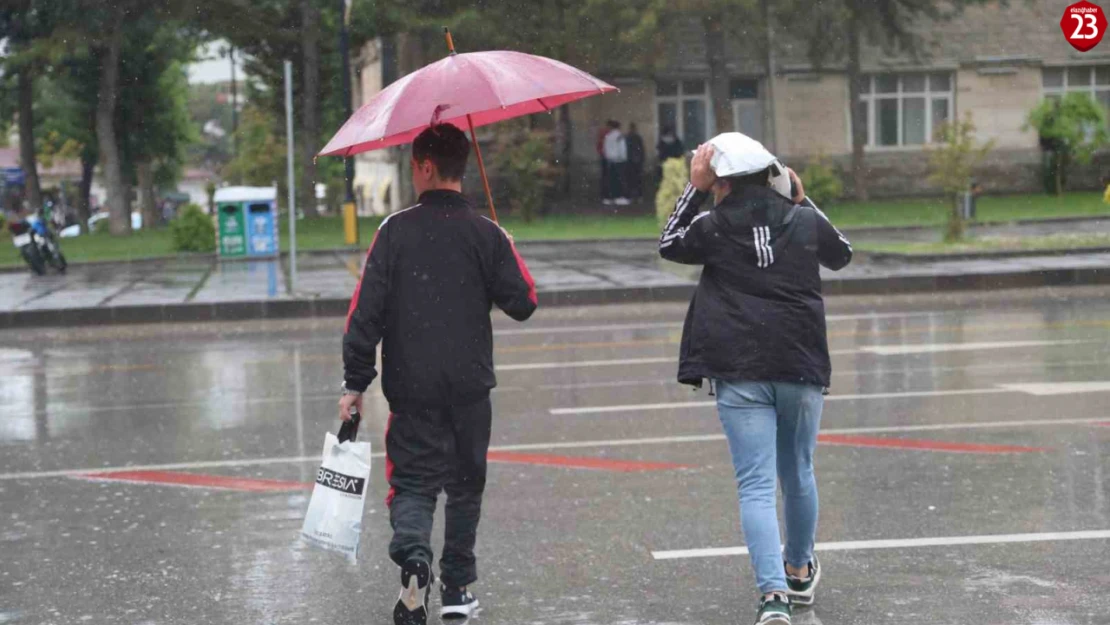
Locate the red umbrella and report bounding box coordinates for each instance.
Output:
[319,29,617,221]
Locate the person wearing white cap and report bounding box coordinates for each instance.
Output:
[659,133,853,625]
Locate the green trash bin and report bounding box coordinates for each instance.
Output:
[217,203,247,258]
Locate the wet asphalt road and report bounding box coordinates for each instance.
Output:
[1,286,1109,625]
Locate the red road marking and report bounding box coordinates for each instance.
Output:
[74,470,310,492]
[1095,422,1110,427]
[817,434,1043,454]
[487,451,687,472]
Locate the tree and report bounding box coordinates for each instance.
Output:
[928,114,993,242]
[0,0,67,213]
[197,0,380,216]
[1027,93,1110,196]
[115,17,198,229]
[784,0,990,200]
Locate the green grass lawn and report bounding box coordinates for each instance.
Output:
[856,232,1110,255]
[3,192,1108,268]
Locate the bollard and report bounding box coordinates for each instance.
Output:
[343,201,359,246]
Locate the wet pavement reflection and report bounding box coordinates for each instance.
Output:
[1,286,1109,624]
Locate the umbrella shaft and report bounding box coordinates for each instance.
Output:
[466,114,498,223]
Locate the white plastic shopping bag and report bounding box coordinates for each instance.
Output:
[301,413,371,561]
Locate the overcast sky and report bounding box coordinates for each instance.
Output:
[188,40,245,84]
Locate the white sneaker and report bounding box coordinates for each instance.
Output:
[615,197,631,205]
[602,199,615,205]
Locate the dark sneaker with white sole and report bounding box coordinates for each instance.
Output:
[756,592,791,625]
[440,583,480,619]
[394,558,433,625]
[785,554,821,607]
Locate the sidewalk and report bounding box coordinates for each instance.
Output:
[1,240,1108,328]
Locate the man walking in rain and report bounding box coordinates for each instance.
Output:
[659,134,853,625]
[339,123,538,625]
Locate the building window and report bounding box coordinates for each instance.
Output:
[1042,65,1110,111]
[730,78,764,143]
[857,72,953,148]
[656,79,711,147]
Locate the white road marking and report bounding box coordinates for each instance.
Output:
[651,529,1110,560]
[549,388,1010,415]
[1,416,1104,482]
[494,311,942,338]
[497,357,674,371]
[997,381,1110,396]
[858,339,1083,356]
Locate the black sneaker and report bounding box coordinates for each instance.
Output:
[394,558,433,625]
[756,592,791,625]
[785,554,821,607]
[440,583,480,619]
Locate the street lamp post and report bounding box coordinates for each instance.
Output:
[339,0,358,246]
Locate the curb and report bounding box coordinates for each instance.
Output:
[3,266,1107,330]
[865,246,1110,263]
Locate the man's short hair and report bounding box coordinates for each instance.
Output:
[413,124,470,181]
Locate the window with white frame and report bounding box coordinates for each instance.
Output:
[857,72,954,148]
[1042,65,1110,111]
[656,80,711,148]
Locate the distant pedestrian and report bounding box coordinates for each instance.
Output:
[602,120,629,205]
[596,123,611,200]
[656,125,686,182]
[626,122,646,201]
[339,124,538,625]
[659,133,853,625]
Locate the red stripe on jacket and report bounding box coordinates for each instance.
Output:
[344,230,379,333]
[510,240,538,305]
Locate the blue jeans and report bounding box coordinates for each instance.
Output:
[714,380,824,594]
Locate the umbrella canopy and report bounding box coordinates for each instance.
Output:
[319,50,616,157]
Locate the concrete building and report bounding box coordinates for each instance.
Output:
[572,0,1110,197]
[353,0,1110,206]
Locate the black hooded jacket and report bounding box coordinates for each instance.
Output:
[659,183,853,388]
[343,190,537,410]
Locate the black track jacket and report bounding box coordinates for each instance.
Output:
[343,190,537,410]
[659,183,852,388]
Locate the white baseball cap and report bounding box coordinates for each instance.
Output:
[697,132,793,199]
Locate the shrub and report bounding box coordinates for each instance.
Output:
[928,114,993,242]
[1027,92,1110,195]
[800,156,844,206]
[170,204,216,252]
[655,157,689,227]
[493,129,561,223]
[93,215,111,235]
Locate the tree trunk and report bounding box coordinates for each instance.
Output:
[137,161,157,228]
[77,155,95,234]
[847,14,868,201]
[299,0,321,218]
[96,18,129,235]
[17,66,43,212]
[1055,151,1065,196]
[703,15,733,135]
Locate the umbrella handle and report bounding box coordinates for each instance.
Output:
[466,114,498,223]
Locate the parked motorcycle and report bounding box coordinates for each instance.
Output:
[10,214,67,276]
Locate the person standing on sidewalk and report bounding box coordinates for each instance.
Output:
[658,134,853,625]
[626,122,646,201]
[602,120,630,205]
[339,123,538,625]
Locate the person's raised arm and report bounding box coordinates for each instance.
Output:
[659,143,716,265]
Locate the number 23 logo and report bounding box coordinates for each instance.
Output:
[1072,12,1100,39]
[1061,1,1107,52]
